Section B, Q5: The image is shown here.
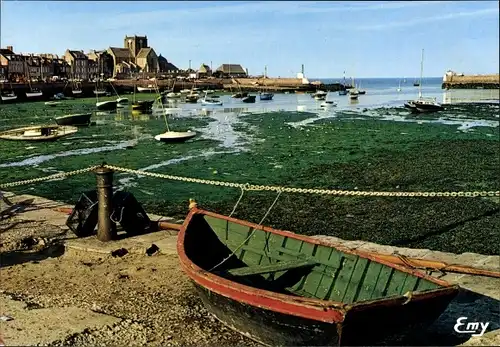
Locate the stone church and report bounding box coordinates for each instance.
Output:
[107,35,159,76]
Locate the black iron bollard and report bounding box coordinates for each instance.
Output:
[95,166,116,242]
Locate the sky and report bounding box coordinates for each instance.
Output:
[0,1,498,78]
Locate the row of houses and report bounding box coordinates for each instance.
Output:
[1,35,249,82]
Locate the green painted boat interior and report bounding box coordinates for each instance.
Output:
[185,214,443,304]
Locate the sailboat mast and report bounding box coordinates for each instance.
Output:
[419,48,424,98]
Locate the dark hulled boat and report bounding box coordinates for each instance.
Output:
[414,99,444,112]
[131,100,155,111]
[55,113,91,126]
[242,95,256,103]
[96,100,117,111]
[178,209,459,346]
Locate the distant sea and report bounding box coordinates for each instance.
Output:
[315,77,443,89]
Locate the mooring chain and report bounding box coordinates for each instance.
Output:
[0,163,498,198]
[0,166,100,189]
[103,165,500,198]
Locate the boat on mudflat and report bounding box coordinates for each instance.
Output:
[259,92,274,101]
[96,100,117,111]
[178,208,459,346]
[154,130,197,143]
[55,113,91,126]
[0,125,78,141]
[242,95,256,103]
[132,100,155,111]
[1,92,17,102]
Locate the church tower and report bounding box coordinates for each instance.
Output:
[124,35,148,58]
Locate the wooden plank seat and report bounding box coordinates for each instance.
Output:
[226,259,318,277]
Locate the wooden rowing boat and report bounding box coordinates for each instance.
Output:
[0,125,78,141]
[178,208,459,346]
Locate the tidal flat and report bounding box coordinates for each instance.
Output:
[0,97,498,255]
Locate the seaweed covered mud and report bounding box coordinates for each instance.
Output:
[0,99,498,255]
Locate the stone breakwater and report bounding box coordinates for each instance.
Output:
[442,74,500,90]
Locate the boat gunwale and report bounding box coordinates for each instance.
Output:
[178,208,459,323]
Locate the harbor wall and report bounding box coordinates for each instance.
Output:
[1,77,345,103]
[442,73,499,89]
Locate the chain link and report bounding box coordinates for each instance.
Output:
[102,164,500,198]
[0,166,100,189]
[0,163,498,198]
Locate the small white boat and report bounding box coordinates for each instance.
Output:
[320,100,337,108]
[349,88,359,100]
[154,131,197,143]
[72,89,83,95]
[26,90,43,98]
[45,101,61,107]
[180,89,192,94]
[96,100,117,111]
[94,89,107,96]
[1,92,17,102]
[312,90,327,98]
[0,125,78,141]
[167,92,182,98]
[201,97,223,106]
[137,85,155,92]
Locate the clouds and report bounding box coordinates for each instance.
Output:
[1,1,498,77]
[355,7,499,31]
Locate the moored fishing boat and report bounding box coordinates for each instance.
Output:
[201,92,223,106]
[93,89,107,96]
[154,131,197,143]
[1,92,17,102]
[137,85,155,92]
[414,99,444,112]
[185,94,198,103]
[320,100,337,108]
[406,49,443,113]
[178,208,459,346]
[54,113,92,126]
[259,92,274,101]
[96,100,117,111]
[131,100,155,111]
[0,125,78,141]
[242,95,256,103]
[26,88,43,98]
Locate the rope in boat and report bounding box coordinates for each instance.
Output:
[208,189,283,272]
[0,164,499,198]
[229,186,248,218]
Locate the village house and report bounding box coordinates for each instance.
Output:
[197,63,212,78]
[213,64,248,78]
[63,50,90,80]
[87,50,114,77]
[0,46,25,81]
[53,58,71,78]
[23,55,43,81]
